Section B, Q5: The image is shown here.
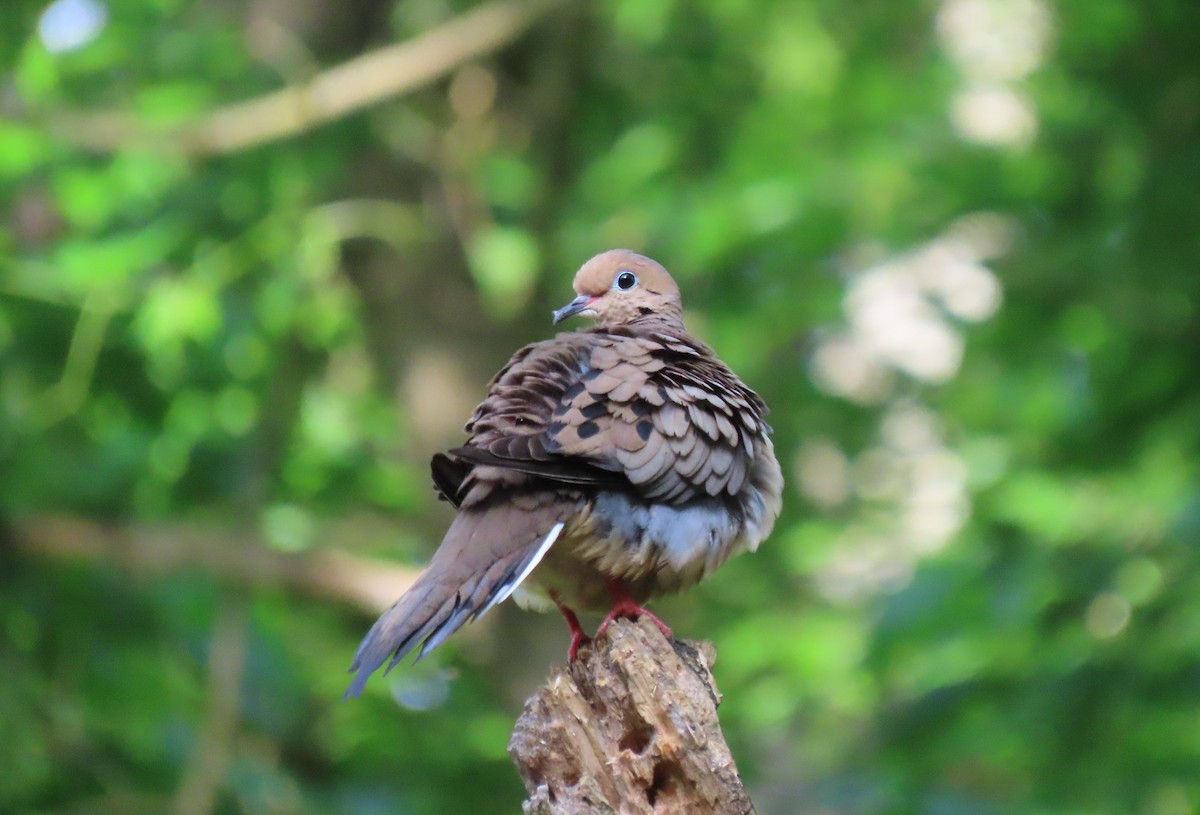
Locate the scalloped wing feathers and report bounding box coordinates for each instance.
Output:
[442,329,770,507]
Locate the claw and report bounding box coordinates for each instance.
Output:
[595,578,673,640]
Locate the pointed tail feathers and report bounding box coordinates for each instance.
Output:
[344,507,564,697]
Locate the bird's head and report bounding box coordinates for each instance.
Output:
[552,249,683,329]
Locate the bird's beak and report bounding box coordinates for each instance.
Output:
[552,294,595,324]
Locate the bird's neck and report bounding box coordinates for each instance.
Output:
[602,310,686,335]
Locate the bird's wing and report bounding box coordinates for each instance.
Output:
[433,334,627,507]
[544,330,771,504]
[441,330,771,506]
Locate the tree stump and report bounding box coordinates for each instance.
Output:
[508,617,756,814]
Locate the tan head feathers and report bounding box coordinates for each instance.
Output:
[552,249,683,328]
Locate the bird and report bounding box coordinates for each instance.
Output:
[345,249,783,696]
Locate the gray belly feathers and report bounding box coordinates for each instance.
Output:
[518,460,780,612]
[590,492,741,576]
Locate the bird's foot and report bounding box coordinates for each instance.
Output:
[596,599,674,640]
[551,591,592,661]
[596,579,673,641]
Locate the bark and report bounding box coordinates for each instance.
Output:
[508,617,756,815]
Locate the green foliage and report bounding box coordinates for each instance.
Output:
[3,0,1199,813]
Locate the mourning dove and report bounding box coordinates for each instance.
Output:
[346,249,783,696]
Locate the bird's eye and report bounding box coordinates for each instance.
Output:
[615,271,638,291]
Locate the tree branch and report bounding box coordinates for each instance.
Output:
[509,617,757,815]
[44,0,562,155]
[9,514,417,613]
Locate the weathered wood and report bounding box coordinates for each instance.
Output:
[508,617,756,815]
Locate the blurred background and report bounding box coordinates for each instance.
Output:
[3,0,1199,813]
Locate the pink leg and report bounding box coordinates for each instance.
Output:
[551,590,592,660]
[595,578,673,640]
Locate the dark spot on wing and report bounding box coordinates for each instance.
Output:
[577,421,600,439]
[637,421,654,441]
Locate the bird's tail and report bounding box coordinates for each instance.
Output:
[344,504,564,697]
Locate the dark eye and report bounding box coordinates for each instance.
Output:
[615,271,637,290]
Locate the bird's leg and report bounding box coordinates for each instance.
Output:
[596,578,674,640]
[550,590,591,660]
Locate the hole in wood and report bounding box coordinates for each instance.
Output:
[618,720,654,755]
[646,759,680,806]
